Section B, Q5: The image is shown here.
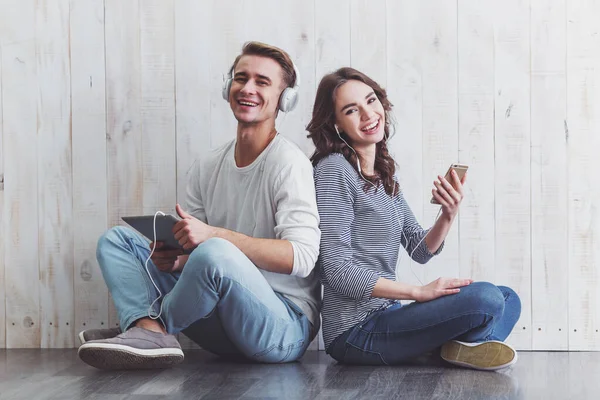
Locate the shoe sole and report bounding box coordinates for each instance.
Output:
[78,343,184,370]
[78,330,86,345]
[440,340,517,371]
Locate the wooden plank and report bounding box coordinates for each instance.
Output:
[315,0,350,79]
[493,0,532,350]
[387,0,425,288]
[36,0,74,348]
[419,1,459,284]
[141,0,176,216]
[350,0,387,86]
[392,1,460,284]
[208,0,246,149]
[0,41,5,349]
[457,0,495,283]
[530,0,568,350]
[70,0,109,335]
[567,0,600,351]
[243,0,315,155]
[105,0,143,328]
[1,0,40,348]
[174,0,211,204]
[314,0,351,351]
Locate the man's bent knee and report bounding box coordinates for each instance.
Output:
[96,226,144,270]
[97,226,132,249]
[185,238,251,279]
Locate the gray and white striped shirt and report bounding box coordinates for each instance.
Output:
[314,153,443,350]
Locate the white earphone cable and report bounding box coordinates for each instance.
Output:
[145,211,166,321]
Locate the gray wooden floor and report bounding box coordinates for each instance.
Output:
[0,349,598,399]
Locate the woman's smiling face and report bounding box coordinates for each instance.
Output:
[333,79,386,150]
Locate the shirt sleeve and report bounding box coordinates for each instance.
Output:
[184,160,208,223]
[272,158,321,278]
[395,190,443,264]
[315,157,379,300]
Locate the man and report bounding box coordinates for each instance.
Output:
[78,41,321,369]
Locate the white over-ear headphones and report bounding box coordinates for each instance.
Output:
[222,63,301,113]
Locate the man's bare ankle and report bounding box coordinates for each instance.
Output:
[134,318,167,334]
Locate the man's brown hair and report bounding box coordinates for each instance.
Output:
[230,41,296,88]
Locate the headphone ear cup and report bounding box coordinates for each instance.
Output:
[278,87,299,112]
[222,78,233,102]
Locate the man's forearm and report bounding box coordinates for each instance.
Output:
[212,227,294,274]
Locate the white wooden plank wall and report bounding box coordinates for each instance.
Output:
[567,0,600,351]
[493,0,532,350]
[36,0,74,348]
[71,0,109,342]
[530,0,568,350]
[1,0,41,348]
[457,0,496,286]
[0,25,5,349]
[0,0,598,350]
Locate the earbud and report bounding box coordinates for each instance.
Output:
[334,124,340,135]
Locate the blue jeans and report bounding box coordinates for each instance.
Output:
[96,226,311,363]
[327,282,521,365]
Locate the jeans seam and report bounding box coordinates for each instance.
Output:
[253,338,305,360]
[128,237,157,319]
[365,310,497,335]
[345,342,389,365]
[122,311,154,332]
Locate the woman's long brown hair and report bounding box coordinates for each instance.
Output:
[307,67,399,195]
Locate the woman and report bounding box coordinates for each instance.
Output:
[307,67,521,370]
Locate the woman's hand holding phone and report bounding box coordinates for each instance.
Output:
[431,165,468,220]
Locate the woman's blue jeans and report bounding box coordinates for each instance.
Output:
[328,282,521,365]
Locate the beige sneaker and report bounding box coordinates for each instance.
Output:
[440,340,517,371]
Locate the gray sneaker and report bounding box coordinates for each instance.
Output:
[78,327,184,370]
[78,327,122,344]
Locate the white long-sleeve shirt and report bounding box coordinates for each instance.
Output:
[185,134,322,328]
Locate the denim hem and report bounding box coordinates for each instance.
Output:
[121,311,162,332]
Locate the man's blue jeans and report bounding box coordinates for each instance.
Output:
[96,226,311,363]
[328,282,521,365]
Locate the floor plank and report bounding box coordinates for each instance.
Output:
[1,350,600,399]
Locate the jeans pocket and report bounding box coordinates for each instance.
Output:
[277,293,305,319]
[342,342,387,366]
[253,339,306,363]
